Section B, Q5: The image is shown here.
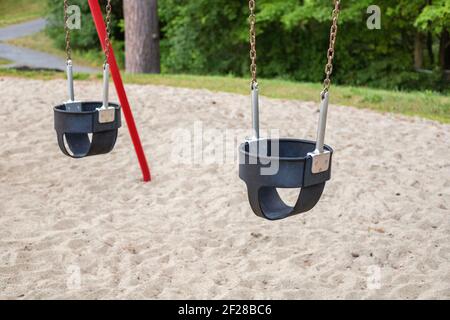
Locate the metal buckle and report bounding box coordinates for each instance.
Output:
[308,150,331,174]
[96,62,115,124]
[97,106,115,123]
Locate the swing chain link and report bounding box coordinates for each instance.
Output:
[64,0,71,62]
[104,0,112,66]
[249,0,257,88]
[322,0,341,94]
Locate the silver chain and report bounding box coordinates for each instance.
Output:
[323,0,341,93]
[104,0,112,65]
[64,0,71,62]
[249,0,257,87]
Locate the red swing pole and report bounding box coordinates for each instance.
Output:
[88,0,151,182]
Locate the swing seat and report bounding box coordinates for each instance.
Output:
[239,138,332,220]
[54,101,121,158]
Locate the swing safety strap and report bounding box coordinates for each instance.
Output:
[57,131,118,158]
[248,184,326,220]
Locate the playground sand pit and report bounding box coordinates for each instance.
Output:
[0,77,449,299]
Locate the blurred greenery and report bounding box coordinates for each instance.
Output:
[0,58,13,65]
[42,0,449,92]
[0,0,47,27]
[414,0,450,33]
[46,0,123,47]
[157,0,450,91]
[45,0,125,66]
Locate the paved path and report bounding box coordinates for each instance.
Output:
[0,19,95,73]
[0,19,47,41]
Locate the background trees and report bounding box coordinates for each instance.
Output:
[46,0,449,91]
[47,0,123,52]
[414,0,450,71]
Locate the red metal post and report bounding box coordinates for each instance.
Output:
[88,0,151,182]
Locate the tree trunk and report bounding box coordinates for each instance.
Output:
[124,0,160,74]
[414,32,424,70]
[439,29,450,71]
[426,32,434,65]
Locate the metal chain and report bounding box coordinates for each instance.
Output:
[322,0,341,93]
[104,0,112,65]
[64,0,71,62]
[249,0,257,87]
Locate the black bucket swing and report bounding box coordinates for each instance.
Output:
[54,0,121,158]
[239,0,341,220]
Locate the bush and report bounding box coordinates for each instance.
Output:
[157,0,448,91]
[46,0,123,52]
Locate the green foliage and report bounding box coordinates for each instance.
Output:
[0,0,46,27]
[159,0,248,75]
[0,58,13,65]
[44,0,450,91]
[415,0,450,34]
[158,0,449,91]
[46,0,123,51]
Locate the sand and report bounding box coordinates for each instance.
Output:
[0,77,449,300]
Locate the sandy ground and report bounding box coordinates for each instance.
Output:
[0,77,449,300]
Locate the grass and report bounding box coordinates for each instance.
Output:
[0,68,449,123]
[0,58,12,65]
[0,0,47,27]
[126,74,450,123]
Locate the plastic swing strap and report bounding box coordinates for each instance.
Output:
[57,130,118,158]
[247,183,326,221]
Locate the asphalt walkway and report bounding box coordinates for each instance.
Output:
[0,19,95,73]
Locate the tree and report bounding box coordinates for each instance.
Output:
[414,32,424,69]
[415,0,450,70]
[124,0,160,73]
[439,29,450,71]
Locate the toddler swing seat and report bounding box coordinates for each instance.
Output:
[239,0,340,220]
[54,101,121,158]
[239,138,332,220]
[239,89,333,220]
[54,0,121,159]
